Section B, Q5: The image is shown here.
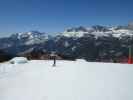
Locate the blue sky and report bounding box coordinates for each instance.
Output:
[0,0,133,37]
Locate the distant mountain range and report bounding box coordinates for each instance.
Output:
[0,24,133,62]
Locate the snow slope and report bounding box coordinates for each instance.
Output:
[0,60,133,100]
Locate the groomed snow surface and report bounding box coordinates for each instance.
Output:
[0,60,133,100]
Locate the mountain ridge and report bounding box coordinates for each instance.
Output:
[0,24,133,62]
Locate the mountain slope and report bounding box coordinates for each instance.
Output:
[0,60,133,100]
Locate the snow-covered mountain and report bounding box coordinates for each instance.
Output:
[10,31,50,45]
[61,25,133,38]
[10,31,46,39]
[0,24,133,62]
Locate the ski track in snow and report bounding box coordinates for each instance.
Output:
[0,60,133,100]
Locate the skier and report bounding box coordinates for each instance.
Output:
[50,52,57,66]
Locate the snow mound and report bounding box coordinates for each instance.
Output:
[76,59,86,62]
[9,57,28,64]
